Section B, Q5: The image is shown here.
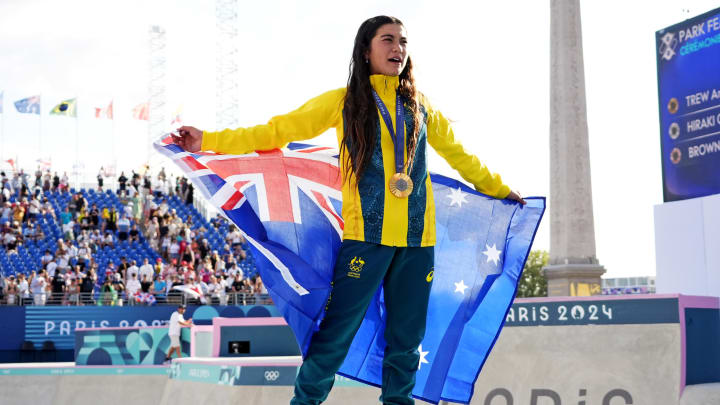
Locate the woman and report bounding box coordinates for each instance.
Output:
[65,278,80,306]
[174,16,524,405]
[4,276,18,305]
[100,277,115,306]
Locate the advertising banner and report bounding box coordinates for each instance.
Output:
[21,305,279,350]
[656,7,720,201]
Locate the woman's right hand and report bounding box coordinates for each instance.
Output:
[173,126,204,153]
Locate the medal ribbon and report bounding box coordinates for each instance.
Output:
[372,90,405,174]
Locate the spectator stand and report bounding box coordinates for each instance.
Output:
[1,178,260,307]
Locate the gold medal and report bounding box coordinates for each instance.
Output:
[389,173,413,198]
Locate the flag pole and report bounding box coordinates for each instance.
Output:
[38,94,42,160]
[1,104,4,163]
[75,97,80,188]
[111,100,116,188]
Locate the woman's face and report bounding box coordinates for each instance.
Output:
[366,23,408,76]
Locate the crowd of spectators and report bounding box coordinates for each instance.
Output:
[0,166,268,306]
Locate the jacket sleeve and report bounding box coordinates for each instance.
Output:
[425,100,511,199]
[201,88,345,155]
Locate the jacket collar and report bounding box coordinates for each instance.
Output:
[369,74,400,98]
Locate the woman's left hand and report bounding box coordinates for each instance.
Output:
[507,190,526,205]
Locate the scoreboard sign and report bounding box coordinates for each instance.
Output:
[656,7,720,202]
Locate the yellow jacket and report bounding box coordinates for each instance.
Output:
[202,74,510,247]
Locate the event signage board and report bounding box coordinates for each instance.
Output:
[505,297,679,326]
[23,305,279,350]
[74,326,192,365]
[656,7,720,202]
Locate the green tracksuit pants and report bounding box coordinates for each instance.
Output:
[291,239,434,405]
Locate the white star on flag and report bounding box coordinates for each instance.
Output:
[454,280,469,294]
[483,243,502,266]
[446,187,468,207]
[418,344,430,369]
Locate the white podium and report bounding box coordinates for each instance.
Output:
[654,194,720,296]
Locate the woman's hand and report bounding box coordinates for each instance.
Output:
[507,190,526,205]
[173,126,204,153]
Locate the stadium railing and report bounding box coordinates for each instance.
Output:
[0,292,273,306]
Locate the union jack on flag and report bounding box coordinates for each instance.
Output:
[154,134,545,404]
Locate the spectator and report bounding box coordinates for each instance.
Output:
[117,215,130,241]
[1,202,11,223]
[59,172,69,192]
[132,192,142,222]
[13,203,25,224]
[62,219,75,241]
[154,258,164,275]
[89,204,100,228]
[169,238,180,261]
[126,260,139,281]
[102,231,114,247]
[77,242,91,270]
[17,273,30,304]
[100,277,116,306]
[80,268,96,304]
[139,258,154,281]
[153,276,167,303]
[140,275,153,294]
[168,275,183,305]
[126,274,141,303]
[97,168,104,190]
[117,257,129,275]
[118,171,128,193]
[129,223,140,243]
[112,273,125,305]
[255,275,268,304]
[31,270,48,305]
[41,197,55,218]
[59,207,72,226]
[65,278,80,305]
[42,171,51,192]
[27,196,41,222]
[41,249,53,267]
[4,276,18,305]
[105,262,117,277]
[105,207,118,232]
[51,272,65,305]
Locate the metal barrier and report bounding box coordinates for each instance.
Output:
[0,292,273,306]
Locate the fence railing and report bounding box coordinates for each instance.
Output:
[0,291,272,307]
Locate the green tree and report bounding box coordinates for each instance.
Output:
[516,250,549,298]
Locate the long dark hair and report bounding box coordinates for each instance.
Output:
[341,16,421,185]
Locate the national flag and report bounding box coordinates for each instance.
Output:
[172,285,206,304]
[50,98,77,117]
[14,95,41,114]
[102,163,117,177]
[5,159,16,172]
[95,100,113,119]
[36,158,51,170]
[170,105,183,125]
[132,102,149,120]
[134,291,157,305]
[154,136,545,404]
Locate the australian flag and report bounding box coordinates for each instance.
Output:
[154,136,545,404]
[14,95,41,114]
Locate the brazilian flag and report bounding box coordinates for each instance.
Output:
[50,98,77,117]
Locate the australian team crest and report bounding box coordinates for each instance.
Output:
[348,256,365,278]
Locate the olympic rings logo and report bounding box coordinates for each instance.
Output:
[264,370,280,381]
